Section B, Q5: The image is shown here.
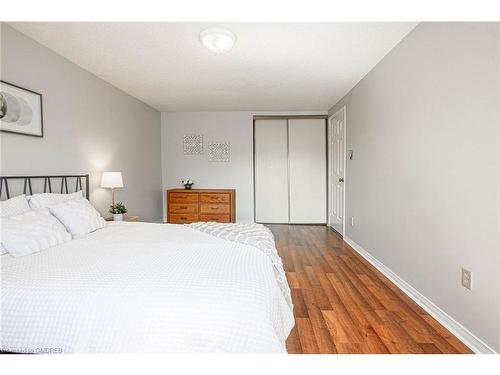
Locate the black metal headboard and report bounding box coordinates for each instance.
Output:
[0,174,90,201]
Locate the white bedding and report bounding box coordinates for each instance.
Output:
[187,222,292,309]
[0,222,294,353]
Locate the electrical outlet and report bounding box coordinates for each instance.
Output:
[461,268,472,290]
[350,217,355,226]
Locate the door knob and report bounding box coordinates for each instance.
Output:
[339,177,344,182]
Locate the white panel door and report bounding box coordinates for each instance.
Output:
[254,119,289,223]
[288,119,327,223]
[328,108,345,235]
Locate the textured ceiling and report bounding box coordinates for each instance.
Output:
[9,22,417,111]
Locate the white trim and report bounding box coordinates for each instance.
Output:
[327,106,346,236]
[341,106,346,236]
[252,110,328,116]
[343,236,496,354]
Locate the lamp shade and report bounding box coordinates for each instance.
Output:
[101,172,123,188]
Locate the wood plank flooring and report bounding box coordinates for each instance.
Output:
[268,224,472,354]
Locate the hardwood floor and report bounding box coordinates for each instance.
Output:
[268,224,472,354]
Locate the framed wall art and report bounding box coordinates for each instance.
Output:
[0,80,43,137]
[183,134,203,155]
[208,141,230,162]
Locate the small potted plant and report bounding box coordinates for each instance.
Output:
[109,202,127,221]
[181,179,194,190]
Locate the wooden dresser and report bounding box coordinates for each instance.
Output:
[166,189,236,224]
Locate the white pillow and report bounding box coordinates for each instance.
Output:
[1,195,33,255]
[49,198,105,238]
[0,209,72,257]
[0,194,31,217]
[27,190,83,210]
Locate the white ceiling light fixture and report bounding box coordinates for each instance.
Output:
[200,27,236,54]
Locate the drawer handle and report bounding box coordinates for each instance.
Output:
[179,206,188,209]
[180,217,187,220]
[211,206,219,209]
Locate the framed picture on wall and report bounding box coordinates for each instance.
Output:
[208,141,230,162]
[0,80,43,137]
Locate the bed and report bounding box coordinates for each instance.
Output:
[0,175,294,353]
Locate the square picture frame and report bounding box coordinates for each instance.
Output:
[208,141,231,162]
[183,134,204,155]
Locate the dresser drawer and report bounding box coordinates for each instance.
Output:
[200,193,230,204]
[200,204,230,214]
[169,214,198,224]
[169,203,198,213]
[169,192,199,203]
[199,214,231,223]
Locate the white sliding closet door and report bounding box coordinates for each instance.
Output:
[288,119,327,223]
[254,120,289,223]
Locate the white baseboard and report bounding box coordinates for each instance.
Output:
[343,236,496,354]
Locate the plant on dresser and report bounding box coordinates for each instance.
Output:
[166,189,235,224]
[181,179,194,189]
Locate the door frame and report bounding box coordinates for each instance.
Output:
[253,115,328,224]
[328,106,347,236]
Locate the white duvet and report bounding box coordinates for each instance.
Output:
[0,222,294,353]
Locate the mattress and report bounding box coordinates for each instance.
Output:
[0,222,294,353]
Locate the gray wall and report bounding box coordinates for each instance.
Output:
[329,23,500,351]
[161,112,254,221]
[1,24,162,221]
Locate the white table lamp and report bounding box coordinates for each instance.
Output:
[101,172,123,205]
